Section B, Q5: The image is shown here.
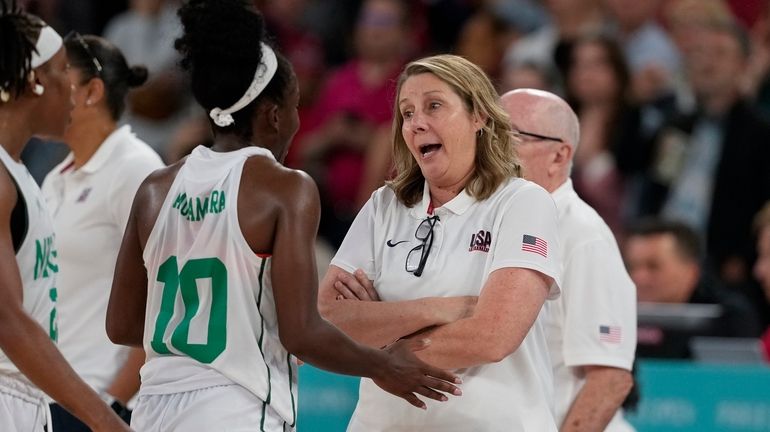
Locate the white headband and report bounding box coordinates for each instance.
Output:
[30,25,63,69]
[209,43,278,128]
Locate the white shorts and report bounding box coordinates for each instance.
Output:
[0,375,47,432]
[131,384,294,432]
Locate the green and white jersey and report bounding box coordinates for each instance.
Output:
[0,145,58,383]
[140,146,297,427]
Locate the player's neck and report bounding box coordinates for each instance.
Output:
[0,107,35,161]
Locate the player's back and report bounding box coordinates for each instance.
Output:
[139,145,298,426]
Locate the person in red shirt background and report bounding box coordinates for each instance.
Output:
[292,0,411,248]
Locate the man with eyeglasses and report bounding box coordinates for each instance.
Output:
[500,89,637,432]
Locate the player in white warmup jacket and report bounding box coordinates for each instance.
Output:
[107,1,461,431]
[0,2,130,431]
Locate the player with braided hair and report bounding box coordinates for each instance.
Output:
[0,1,131,431]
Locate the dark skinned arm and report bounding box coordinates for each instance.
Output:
[107,181,150,347]
[0,167,129,432]
[105,348,145,405]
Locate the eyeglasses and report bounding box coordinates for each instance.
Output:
[514,129,563,143]
[66,31,103,76]
[405,215,440,277]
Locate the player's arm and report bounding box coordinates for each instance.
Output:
[270,171,460,408]
[0,168,129,432]
[107,180,151,347]
[319,265,477,348]
[105,348,145,406]
[560,366,634,432]
[406,266,551,369]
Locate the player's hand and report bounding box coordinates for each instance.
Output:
[334,269,380,301]
[91,416,132,432]
[372,338,462,409]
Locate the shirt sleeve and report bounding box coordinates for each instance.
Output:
[489,183,562,299]
[329,195,377,280]
[561,239,637,371]
[109,154,164,232]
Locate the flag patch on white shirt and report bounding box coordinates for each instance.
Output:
[599,325,622,343]
[521,234,547,257]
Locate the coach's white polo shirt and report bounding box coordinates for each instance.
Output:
[42,125,163,396]
[544,179,636,431]
[332,177,562,432]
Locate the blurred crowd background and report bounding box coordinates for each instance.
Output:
[17,0,770,358]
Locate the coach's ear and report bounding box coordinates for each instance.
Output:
[550,142,572,175]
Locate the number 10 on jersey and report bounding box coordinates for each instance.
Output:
[150,256,228,363]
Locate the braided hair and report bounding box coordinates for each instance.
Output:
[0,0,43,101]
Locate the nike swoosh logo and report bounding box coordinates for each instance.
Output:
[386,239,409,247]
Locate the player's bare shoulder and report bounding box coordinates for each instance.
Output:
[241,154,320,213]
[131,159,186,237]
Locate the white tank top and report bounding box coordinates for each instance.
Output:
[0,145,58,385]
[140,145,298,427]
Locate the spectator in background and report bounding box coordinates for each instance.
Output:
[605,0,680,106]
[746,2,770,117]
[103,0,193,157]
[625,219,763,358]
[639,21,770,303]
[501,89,636,432]
[754,202,770,360]
[500,59,561,94]
[663,0,735,58]
[264,0,325,115]
[565,34,646,236]
[504,0,606,78]
[297,0,409,247]
[41,33,164,430]
[662,0,735,114]
[454,0,545,81]
[604,0,682,143]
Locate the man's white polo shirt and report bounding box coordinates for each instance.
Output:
[332,177,563,432]
[544,179,636,431]
[41,125,163,396]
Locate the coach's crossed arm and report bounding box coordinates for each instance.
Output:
[319,265,477,348]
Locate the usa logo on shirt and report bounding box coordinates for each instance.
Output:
[468,230,491,252]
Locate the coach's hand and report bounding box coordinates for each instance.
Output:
[334,268,379,301]
[372,338,462,409]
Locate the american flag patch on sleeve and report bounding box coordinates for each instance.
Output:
[599,325,622,343]
[521,234,548,257]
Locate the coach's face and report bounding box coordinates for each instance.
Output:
[399,72,482,190]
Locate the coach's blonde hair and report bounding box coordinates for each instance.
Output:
[388,54,521,207]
